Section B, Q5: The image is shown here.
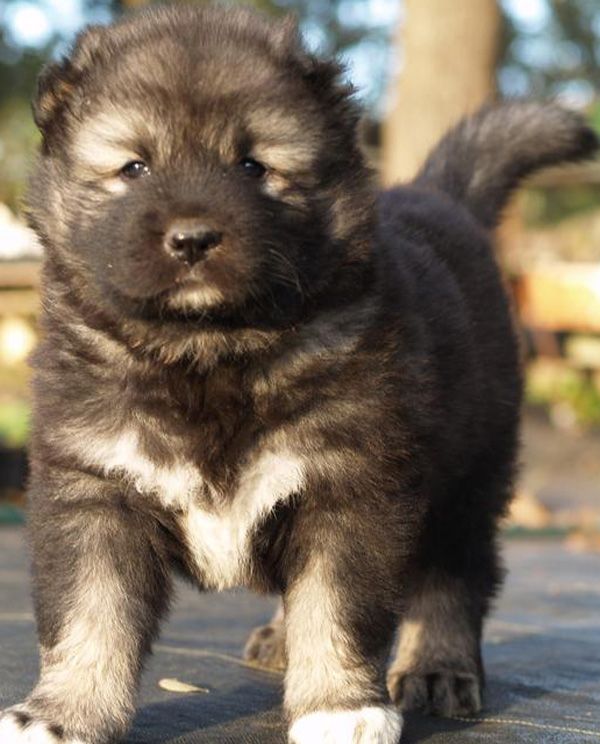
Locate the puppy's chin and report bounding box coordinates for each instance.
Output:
[163,281,226,312]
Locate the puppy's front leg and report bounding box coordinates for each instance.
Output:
[284,527,403,744]
[0,487,172,744]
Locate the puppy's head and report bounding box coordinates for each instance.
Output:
[28,6,374,325]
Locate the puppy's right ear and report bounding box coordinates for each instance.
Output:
[32,24,106,135]
[32,60,75,133]
[271,13,302,53]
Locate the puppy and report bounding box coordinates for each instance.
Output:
[0,5,597,743]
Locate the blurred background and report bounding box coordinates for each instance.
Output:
[0,0,598,546]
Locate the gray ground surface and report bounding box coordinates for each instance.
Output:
[1,527,599,743]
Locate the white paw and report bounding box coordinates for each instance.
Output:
[289,705,402,743]
[0,709,86,743]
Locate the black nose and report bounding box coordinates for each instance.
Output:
[166,223,222,266]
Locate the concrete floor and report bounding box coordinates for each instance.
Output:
[1,527,599,743]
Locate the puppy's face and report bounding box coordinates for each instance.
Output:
[29,6,373,324]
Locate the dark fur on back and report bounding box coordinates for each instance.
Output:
[2,5,597,744]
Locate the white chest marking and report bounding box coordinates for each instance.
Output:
[70,428,204,506]
[184,451,304,590]
[67,427,304,590]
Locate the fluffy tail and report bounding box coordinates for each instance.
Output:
[414,102,599,229]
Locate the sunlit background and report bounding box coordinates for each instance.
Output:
[0,0,599,544]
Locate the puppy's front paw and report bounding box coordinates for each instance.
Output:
[388,668,481,717]
[0,706,87,744]
[243,622,286,671]
[289,706,402,744]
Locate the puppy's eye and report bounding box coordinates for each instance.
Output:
[239,157,266,178]
[120,160,151,179]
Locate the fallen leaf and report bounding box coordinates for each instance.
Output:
[158,678,210,694]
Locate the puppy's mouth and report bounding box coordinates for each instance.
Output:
[162,260,223,309]
[117,227,255,313]
[173,261,211,286]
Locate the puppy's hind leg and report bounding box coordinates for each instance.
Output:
[387,489,508,716]
[388,450,514,719]
[0,477,172,744]
[244,599,286,671]
[387,572,485,718]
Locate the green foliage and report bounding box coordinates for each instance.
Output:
[0,399,30,448]
[548,0,600,89]
[523,185,600,226]
[0,98,40,211]
[500,0,600,97]
[527,362,600,429]
[0,24,49,211]
[589,100,600,132]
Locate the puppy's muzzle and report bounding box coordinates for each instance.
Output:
[165,221,222,266]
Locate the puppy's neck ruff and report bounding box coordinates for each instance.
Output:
[38,294,375,590]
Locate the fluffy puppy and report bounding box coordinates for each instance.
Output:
[0,5,597,743]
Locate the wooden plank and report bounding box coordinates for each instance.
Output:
[518,263,600,333]
[565,336,600,369]
[0,290,39,315]
[0,262,41,289]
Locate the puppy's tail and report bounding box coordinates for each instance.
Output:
[413,102,599,230]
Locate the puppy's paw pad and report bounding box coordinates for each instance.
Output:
[243,623,286,671]
[289,706,402,744]
[0,708,85,743]
[388,669,481,717]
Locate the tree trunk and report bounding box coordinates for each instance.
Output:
[382,0,501,186]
